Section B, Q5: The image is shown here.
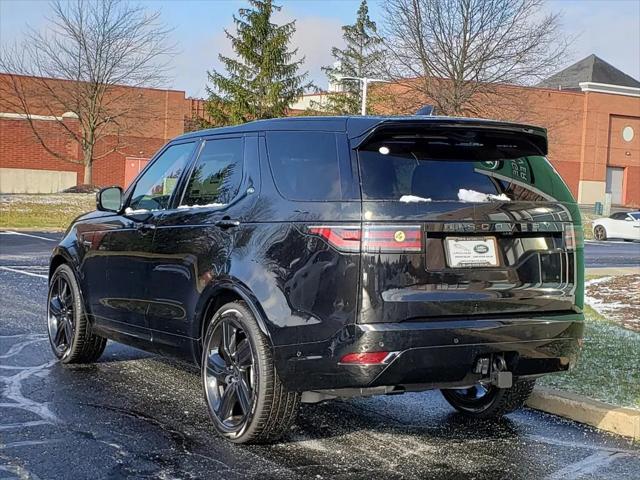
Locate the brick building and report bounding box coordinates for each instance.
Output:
[1,55,639,207]
[0,73,193,193]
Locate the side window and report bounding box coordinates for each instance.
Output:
[180,137,244,207]
[129,143,194,211]
[266,131,344,201]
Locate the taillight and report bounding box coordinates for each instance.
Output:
[564,224,583,250]
[339,351,390,365]
[307,226,361,252]
[307,224,423,253]
[363,224,422,252]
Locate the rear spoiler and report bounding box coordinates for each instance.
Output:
[349,118,548,157]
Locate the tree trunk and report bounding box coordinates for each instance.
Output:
[83,147,93,185]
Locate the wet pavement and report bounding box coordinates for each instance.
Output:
[1,231,640,479]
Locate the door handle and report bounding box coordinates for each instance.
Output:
[215,218,240,229]
[135,222,156,233]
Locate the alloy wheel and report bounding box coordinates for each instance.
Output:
[203,313,255,434]
[594,225,606,241]
[47,274,75,356]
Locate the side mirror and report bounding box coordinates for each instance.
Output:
[96,186,123,212]
[626,216,633,221]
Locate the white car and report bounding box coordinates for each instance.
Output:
[592,211,640,241]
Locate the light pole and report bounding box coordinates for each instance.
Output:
[340,77,389,115]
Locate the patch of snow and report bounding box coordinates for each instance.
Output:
[457,189,511,203]
[124,207,151,215]
[0,193,93,206]
[399,195,432,203]
[177,203,227,210]
[584,276,613,287]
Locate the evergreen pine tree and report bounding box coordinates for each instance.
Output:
[205,0,311,125]
[316,0,384,115]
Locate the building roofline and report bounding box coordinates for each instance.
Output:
[579,82,640,97]
[0,71,186,95]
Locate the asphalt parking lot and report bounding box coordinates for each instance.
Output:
[584,240,640,268]
[1,231,639,479]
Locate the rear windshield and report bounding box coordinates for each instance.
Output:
[359,140,559,203]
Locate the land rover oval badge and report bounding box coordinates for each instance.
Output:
[394,230,406,242]
[474,244,489,254]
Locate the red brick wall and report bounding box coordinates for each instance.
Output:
[0,73,189,189]
[0,117,83,179]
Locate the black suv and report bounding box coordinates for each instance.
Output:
[48,116,584,443]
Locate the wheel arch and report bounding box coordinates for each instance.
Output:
[195,280,273,350]
[49,247,77,282]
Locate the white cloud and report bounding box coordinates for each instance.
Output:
[281,12,345,90]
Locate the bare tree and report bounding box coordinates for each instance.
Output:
[0,0,175,184]
[379,0,571,116]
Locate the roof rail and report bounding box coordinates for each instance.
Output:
[415,105,436,116]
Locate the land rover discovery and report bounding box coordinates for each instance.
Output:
[47,115,584,443]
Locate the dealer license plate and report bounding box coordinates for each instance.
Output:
[445,237,499,268]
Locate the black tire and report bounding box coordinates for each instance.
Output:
[593,225,607,241]
[201,301,300,444]
[441,379,536,419]
[47,264,106,364]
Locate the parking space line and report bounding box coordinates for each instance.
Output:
[0,231,57,242]
[546,451,628,479]
[0,266,48,279]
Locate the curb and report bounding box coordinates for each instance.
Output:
[526,387,640,440]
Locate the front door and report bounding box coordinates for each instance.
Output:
[621,213,640,239]
[606,167,624,205]
[145,136,258,353]
[94,141,196,338]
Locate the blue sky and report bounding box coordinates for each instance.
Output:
[1,0,638,98]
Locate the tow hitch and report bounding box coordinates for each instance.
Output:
[474,354,513,389]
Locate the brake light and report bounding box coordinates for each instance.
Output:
[307,224,423,253]
[307,226,361,252]
[339,352,390,364]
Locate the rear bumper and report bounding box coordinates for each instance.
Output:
[274,313,584,392]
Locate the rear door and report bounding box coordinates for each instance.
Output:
[354,123,582,324]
